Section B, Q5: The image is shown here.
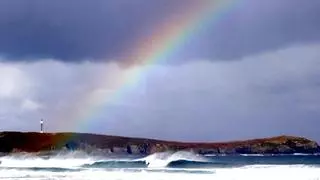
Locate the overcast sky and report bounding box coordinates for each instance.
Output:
[0,0,320,142]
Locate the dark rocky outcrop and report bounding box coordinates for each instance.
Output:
[0,131,319,155]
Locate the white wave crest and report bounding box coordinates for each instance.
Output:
[0,151,97,168]
[138,151,208,168]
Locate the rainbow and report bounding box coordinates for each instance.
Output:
[60,0,239,133]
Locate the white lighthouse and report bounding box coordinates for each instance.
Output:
[40,119,44,133]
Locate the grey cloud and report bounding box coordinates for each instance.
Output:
[0,0,319,63]
[180,0,320,61]
[0,0,192,61]
[1,43,320,142]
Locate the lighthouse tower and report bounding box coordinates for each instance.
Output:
[40,119,44,133]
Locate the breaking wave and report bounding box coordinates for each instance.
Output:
[0,151,217,170]
[84,151,213,169]
[138,151,209,168]
[1,151,320,179]
[1,150,320,172]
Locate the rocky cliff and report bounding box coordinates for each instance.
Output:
[0,131,319,155]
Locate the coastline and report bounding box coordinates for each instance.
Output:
[0,131,319,155]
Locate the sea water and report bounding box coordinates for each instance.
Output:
[0,151,320,180]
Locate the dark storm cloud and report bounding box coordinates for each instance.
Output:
[205,0,320,59]
[0,0,192,61]
[0,0,319,62]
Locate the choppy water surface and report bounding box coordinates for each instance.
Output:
[1,151,320,180]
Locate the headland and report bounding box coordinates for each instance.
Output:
[0,131,319,155]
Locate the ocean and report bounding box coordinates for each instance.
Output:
[0,151,320,180]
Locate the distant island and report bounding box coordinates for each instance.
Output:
[0,131,319,155]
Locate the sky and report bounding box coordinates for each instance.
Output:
[0,0,320,142]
